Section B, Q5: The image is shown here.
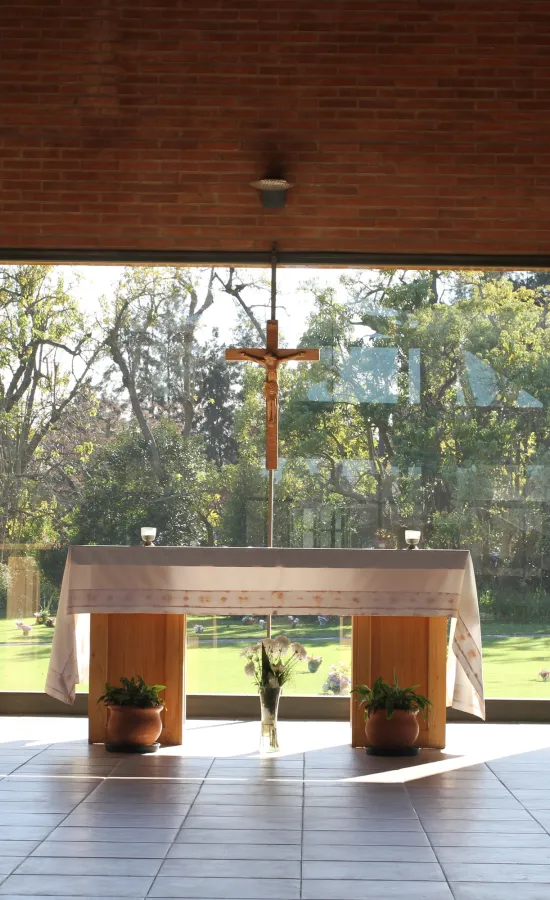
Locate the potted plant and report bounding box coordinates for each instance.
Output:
[97,675,165,753]
[353,674,431,756]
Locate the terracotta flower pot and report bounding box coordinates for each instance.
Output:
[365,708,420,753]
[106,705,164,750]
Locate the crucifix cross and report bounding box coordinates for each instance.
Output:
[226,319,319,470]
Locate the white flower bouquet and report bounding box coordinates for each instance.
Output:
[241,635,308,689]
[323,661,351,694]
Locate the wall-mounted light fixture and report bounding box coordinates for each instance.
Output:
[250,178,293,209]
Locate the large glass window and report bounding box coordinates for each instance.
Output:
[1,265,550,698]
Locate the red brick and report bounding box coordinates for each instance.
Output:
[0,1,549,254]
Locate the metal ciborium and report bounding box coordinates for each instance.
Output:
[140,526,157,547]
[404,529,421,550]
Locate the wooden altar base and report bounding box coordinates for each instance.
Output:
[88,612,447,749]
[351,615,448,750]
[88,614,185,746]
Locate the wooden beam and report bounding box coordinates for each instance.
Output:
[88,613,186,746]
[351,615,448,750]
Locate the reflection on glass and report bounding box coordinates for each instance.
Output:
[186,615,267,695]
[0,545,88,692]
[2,265,550,700]
[271,615,352,697]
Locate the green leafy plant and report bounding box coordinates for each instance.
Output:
[353,674,432,721]
[97,675,165,708]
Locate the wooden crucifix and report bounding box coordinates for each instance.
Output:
[226,319,320,471]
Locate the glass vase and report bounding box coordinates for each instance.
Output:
[259,686,281,753]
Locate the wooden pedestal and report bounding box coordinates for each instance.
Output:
[88,613,186,746]
[351,616,448,749]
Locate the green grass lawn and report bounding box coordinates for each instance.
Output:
[482,634,550,698]
[2,613,550,699]
[186,641,351,695]
[0,617,75,693]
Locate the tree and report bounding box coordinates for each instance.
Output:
[71,421,209,547]
[0,266,100,546]
[194,331,238,468]
[273,269,550,574]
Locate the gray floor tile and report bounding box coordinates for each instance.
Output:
[407,781,511,800]
[0,780,100,792]
[188,805,300,820]
[518,802,550,810]
[304,786,406,796]
[0,815,65,827]
[208,760,302,769]
[31,841,171,858]
[159,858,300,878]
[303,805,417,818]
[0,791,89,802]
[437,847,550,864]
[419,808,536,821]
[301,881,454,899]
[406,777,508,787]
[443,863,550,882]
[45,826,179,842]
[175,828,301,845]
[196,793,302,806]
[76,802,191,815]
[530,811,550,828]
[113,768,209,779]
[149,877,300,898]
[166,843,301,860]
[451,886,550,900]
[411,798,524,810]
[205,774,304,783]
[304,797,413,809]
[0,759,41,767]
[199,783,301,796]
[303,817,423,831]
[0,845,39,859]
[498,780,550,790]
[0,874,153,896]
[59,812,187,828]
[0,755,39,762]
[303,830,430,846]
[207,770,302,781]
[303,845,437,862]
[512,791,550,803]
[430,833,550,847]
[182,815,301,830]
[425,820,544,833]
[13,765,115,776]
[304,768,399,780]
[16,858,162,877]
[303,861,444,880]
[0,801,80,815]
[86,789,199,803]
[113,762,209,771]
[0,828,54,842]
[0,860,23,877]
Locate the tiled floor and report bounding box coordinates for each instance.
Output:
[0,719,549,899]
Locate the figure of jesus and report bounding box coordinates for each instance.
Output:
[226,321,319,470]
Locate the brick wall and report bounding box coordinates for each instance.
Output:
[1,1,549,256]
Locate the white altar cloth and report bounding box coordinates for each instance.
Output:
[45,546,484,719]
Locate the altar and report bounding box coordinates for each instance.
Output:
[45,546,484,748]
